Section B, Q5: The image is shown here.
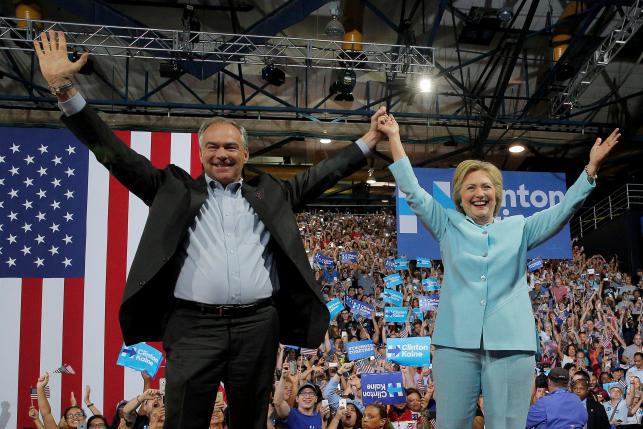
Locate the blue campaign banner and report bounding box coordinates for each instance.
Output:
[116,342,164,378]
[361,372,407,405]
[397,168,572,260]
[422,277,440,291]
[394,258,409,270]
[384,258,396,271]
[326,298,344,321]
[412,308,424,321]
[349,299,375,319]
[384,273,403,288]
[382,288,404,306]
[347,340,376,361]
[528,257,544,272]
[386,337,432,367]
[384,307,409,323]
[416,257,432,268]
[341,251,358,263]
[418,294,440,312]
[315,252,335,267]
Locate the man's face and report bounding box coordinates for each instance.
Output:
[634,335,642,346]
[199,122,248,185]
[634,355,643,369]
[296,388,317,411]
[572,383,589,400]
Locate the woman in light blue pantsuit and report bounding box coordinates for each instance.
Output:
[377,115,620,429]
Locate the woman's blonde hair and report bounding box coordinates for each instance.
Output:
[452,159,503,217]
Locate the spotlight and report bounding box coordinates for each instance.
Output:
[508,143,526,154]
[325,1,344,36]
[418,77,432,93]
[497,6,513,23]
[70,51,93,75]
[159,60,182,78]
[262,64,286,86]
[366,168,376,185]
[320,137,332,144]
[330,69,356,102]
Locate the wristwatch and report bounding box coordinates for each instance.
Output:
[49,80,74,96]
[584,165,597,184]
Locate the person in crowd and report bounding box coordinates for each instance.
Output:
[327,402,363,429]
[361,404,394,429]
[274,369,330,429]
[378,106,620,428]
[571,379,610,429]
[626,353,643,388]
[121,388,163,429]
[87,415,110,429]
[602,385,629,426]
[35,372,88,429]
[526,368,588,428]
[34,30,387,429]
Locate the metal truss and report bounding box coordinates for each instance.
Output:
[552,0,643,115]
[0,17,434,74]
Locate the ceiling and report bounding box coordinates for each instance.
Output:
[0,0,642,206]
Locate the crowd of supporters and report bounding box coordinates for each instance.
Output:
[29,210,643,428]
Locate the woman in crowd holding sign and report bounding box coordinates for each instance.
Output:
[377,114,620,429]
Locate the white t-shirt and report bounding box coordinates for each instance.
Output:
[603,400,629,423]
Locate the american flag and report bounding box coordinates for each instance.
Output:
[29,387,51,400]
[301,348,318,358]
[354,358,376,374]
[1,128,200,429]
[53,364,76,375]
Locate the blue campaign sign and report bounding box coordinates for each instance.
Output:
[384,273,403,288]
[528,257,544,272]
[397,168,572,260]
[341,251,358,263]
[384,307,409,323]
[116,342,164,378]
[326,298,344,321]
[384,258,396,271]
[361,372,407,405]
[386,337,431,367]
[347,340,375,361]
[422,277,440,291]
[315,252,335,267]
[349,299,375,319]
[419,294,440,312]
[412,308,424,321]
[382,288,404,306]
[416,257,432,268]
[394,258,409,270]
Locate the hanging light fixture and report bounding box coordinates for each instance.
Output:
[366,168,376,184]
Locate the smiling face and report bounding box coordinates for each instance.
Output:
[199,122,249,185]
[459,170,497,225]
[296,387,317,411]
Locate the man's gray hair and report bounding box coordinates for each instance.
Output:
[197,116,248,150]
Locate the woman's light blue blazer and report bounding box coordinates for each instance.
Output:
[389,157,595,351]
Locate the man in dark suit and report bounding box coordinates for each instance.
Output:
[572,379,611,429]
[34,31,387,429]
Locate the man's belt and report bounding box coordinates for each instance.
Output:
[174,297,273,317]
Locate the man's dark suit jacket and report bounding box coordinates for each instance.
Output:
[62,106,367,348]
[586,395,610,429]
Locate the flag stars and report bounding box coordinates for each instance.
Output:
[35,234,45,244]
[52,155,62,165]
[36,189,47,199]
[6,257,16,267]
[7,234,17,244]
[20,245,31,256]
[50,200,60,210]
[49,222,60,233]
[62,257,72,267]
[64,167,75,177]
[23,177,34,187]
[22,200,33,210]
[65,145,76,155]
[37,166,47,176]
[37,144,48,154]
[49,245,59,256]
[9,166,19,176]
[7,211,18,221]
[21,222,32,233]
[0,155,5,163]
[34,257,45,267]
[9,143,20,153]
[63,212,73,222]
[62,235,72,244]
[35,212,46,222]
[24,154,35,165]
[8,189,18,198]
[0,178,4,185]
[51,178,61,188]
[64,190,74,199]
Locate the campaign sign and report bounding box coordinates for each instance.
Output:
[349,299,375,319]
[385,258,396,271]
[386,337,431,367]
[418,294,440,312]
[384,307,409,323]
[384,273,403,288]
[412,308,424,321]
[416,257,432,268]
[397,168,572,259]
[117,342,164,378]
[347,340,375,361]
[361,372,407,405]
[341,251,358,263]
[315,252,335,267]
[422,277,440,291]
[394,258,409,270]
[528,257,544,272]
[383,288,404,306]
[326,298,344,321]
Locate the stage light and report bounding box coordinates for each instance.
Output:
[330,69,356,102]
[261,64,286,86]
[497,6,513,23]
[320,137,332,144]
[366,168,376,184]
[418,77,432,93]
[508,143,526,154]
[325,1,344,36]
[159,61,182,78]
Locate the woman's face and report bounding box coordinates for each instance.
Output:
[342,404,358,426]
[64,407,85,428]
[459,170,496,225]
[362,406,385,429]
[407,392,422,412]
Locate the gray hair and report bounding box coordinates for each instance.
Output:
[197,116,248,150]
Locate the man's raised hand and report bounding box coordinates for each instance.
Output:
[33,30,88,88]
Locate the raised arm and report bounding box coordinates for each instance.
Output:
[35,373,58,429]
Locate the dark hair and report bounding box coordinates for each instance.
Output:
[535,374,548,389]
[634,352,643,360]
[572,379,589,389]
[574,370,590,382]
[405,388,421,398]
[63,406,85,420]
[337,403,363,429]
[365,403,395,429]
[87,415,109,427]
[563,363,575,371]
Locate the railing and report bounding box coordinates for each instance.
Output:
[571,183,643,238]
